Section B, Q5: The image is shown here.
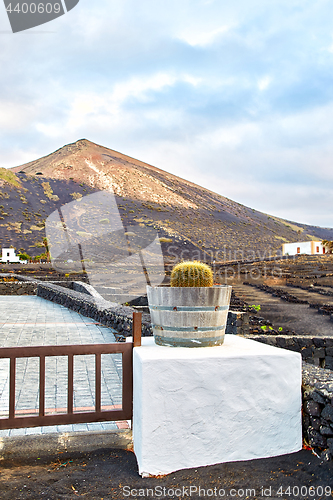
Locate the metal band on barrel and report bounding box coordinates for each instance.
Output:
[149,305,229,311]
[151,324,226,332]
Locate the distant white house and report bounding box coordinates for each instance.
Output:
[282,241,326,256]
[1,248,21,263]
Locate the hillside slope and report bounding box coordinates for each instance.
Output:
[2,138,331,261]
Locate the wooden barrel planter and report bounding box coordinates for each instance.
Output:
[147,285,232,347]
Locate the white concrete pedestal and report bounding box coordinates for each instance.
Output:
[133,335,302,477]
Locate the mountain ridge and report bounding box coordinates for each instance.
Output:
[0,138,330,261]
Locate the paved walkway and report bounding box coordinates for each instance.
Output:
[0,296,126,437]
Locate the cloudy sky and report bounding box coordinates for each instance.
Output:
[0,0,333,227]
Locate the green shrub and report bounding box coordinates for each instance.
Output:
[159,237,173,243]
[250,304,261,312]
[18,252,30,261]
[170,261,213,287]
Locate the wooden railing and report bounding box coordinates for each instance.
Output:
[0,312,142,430]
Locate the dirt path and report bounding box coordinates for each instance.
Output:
[273,284,333,306]
[0,448,332,500]
[230,281,333,336]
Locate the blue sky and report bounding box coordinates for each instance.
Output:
[0,0,333,227]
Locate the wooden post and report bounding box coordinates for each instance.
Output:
[9,357,16,419]
[39,355,45,417]
[68,354,74,414]
[133,312,142,347]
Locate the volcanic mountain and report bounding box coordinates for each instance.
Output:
[0,138,331,262]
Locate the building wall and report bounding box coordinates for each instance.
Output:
[282,241,325,256]
[1,248,20,263]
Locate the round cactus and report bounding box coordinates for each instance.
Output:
[170,260,214,287]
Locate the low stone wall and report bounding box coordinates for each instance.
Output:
[302,363,333,460]
[226,311,249,335]
[0,281,38,295]
[37,282,153,338]
[248,335,333,370]
[71,281,95,295]
[0,273,73,291]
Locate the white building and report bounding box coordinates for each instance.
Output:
[1,248,21,263]
[282,241,326,256]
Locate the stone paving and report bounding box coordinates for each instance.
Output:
[0,296,126,437]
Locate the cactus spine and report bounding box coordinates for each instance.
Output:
[170,261,213,287]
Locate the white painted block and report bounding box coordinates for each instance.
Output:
[133,335,302,476]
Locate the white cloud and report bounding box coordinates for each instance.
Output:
[258,76,272,91]
[0,100,39,131]
[34,71,204,139]
[198,122,261,149]
[178,25,233,47]
[0,147,41,169]
[111,73,177,105]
